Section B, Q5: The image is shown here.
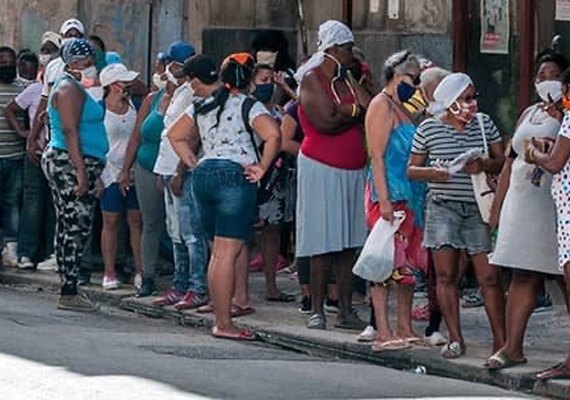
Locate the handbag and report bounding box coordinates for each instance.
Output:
[352,211,406,283]
[470,113,497,223]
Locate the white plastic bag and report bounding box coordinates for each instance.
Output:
[352,211,405,283]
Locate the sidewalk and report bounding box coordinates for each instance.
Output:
[1,262,569,399]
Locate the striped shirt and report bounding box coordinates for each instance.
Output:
[0,83,26,159]
[412,113,501,203]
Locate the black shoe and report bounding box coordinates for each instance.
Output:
[324,298,339,314]
[335,309,368,331]
[299,295,311,315]
[535,294,553,313]
[137,277,156,297]
[77,268,91,286]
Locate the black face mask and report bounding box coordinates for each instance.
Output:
[0,65,16,84]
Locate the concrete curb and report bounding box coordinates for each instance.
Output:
[2,269,569,399]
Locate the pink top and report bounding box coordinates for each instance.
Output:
[298,68,366,170]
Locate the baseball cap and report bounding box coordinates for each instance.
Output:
[60,18,85,36]
[167,41,195,64]
[41,31,62,49]
[99,63,139,87]
[182,55,218,84]
[105,51,122,65]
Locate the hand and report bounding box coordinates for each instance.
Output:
[432,167,450,182]
[26,136,40,165]
[524,145,538,164]
[75,169,88,197]
[488,207,500,231]
[273,71,288,89]
[244,164,266,183]
[38,110,48,126]
[543,95,564,121]
[379,199,394,224]
[95,178,104,198]
[171,173,184,197]
[533,137,555,154]
[118,169,132,196]
[463,158,484,175]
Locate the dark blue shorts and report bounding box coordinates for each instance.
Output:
[192,159,257,243]
[100,183,140,213]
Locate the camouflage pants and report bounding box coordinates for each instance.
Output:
[42,147,104,295]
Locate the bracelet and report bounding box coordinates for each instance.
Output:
[528,148,536,162]
[351,103,358,118]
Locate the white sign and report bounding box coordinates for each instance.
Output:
[370,0,380,13]
[388,0,399,19]
[480,0,510,54]
[556,0,570,21]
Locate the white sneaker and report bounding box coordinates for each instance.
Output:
[357,325,377,342]
[133,273,143,290]
[425,331,447,346]
[102,276,121,290]
[18,257,35,270]
[3,242,18,267]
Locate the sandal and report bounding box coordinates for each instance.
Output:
[536,362,570,380]
[371,338,412,352]
[212,326,256,341]
[485,350,527,371]
[265,293,296,303]
[231,304,256,318]
[441,341,465,359]
[461,292,484,308]
[196,303,214,314]
[401,336,427,346]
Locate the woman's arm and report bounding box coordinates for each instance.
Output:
[300,71,359,134]
[483,141,506,174]
[488,156,513,230]
[250,114,281,172]
[119,92,154,188]
[167,113,199,169]
[527,135,570,174]
[4,100,28,139]
[280,114,300,155]
[53,82,87,195]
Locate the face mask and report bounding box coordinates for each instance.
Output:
[535,80,563,103]
[450,100,478,123]
[397,81,416,102]
[252,83,275,103]
[0,65,16,84]
[152,73,167,90]
[165,64,179,86]
[38,53,54,66]
[71,65,98,87]
[325,53,348,80]
[113,83,131,97]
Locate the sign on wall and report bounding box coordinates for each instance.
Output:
[480,0,510,54]
[556,0,570,21]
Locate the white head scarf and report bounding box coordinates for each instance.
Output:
[430,72,473,115]
[295,20,354,82]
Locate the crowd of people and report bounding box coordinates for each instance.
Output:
[2,17,570,380]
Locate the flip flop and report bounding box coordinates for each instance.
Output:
[212,327,256,341]
[265,293,296,303]
[371,338,412,352]
[486,350,527,371]
[231,304,256,318]
[402,336,427,346]
[196,303,214,314]
[441,341,465,359]
[536,362,570,380]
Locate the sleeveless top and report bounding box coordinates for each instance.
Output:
[298,68,367,170]
[48,75,109,160]
[136,90,165,172]
[367,93,427,226]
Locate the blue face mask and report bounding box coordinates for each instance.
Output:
[253,83,275,103]
[397,81,416,103]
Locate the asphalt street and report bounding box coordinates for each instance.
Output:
[0,286,532,399]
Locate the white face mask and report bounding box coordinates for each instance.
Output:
[165,64,179,86]
[153,72,167,90]
[38,53,54,66]
[535,80,563,103]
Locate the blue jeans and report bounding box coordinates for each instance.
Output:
[18,157,55,261]
[0,158,23,243]
[173,170,209,294]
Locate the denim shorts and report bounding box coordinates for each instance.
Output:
[192,159,257,243]
[100,183,140,213]
[423,195,491,255]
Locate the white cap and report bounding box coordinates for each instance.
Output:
[100,63,139,87]
[432,72,473,114]
[60,18,85,35]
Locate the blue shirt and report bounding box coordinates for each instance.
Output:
[48,75,109,160]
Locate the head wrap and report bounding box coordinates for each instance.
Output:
[60,18,85,36]
[41,31,62,49]
[295,20,353,82]
[60,38,94,66]
[430,72,473,115]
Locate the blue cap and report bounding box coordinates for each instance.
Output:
[167,41,195,64]
[105,51,122,65]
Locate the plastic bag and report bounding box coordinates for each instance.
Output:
[352,211,405,283]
